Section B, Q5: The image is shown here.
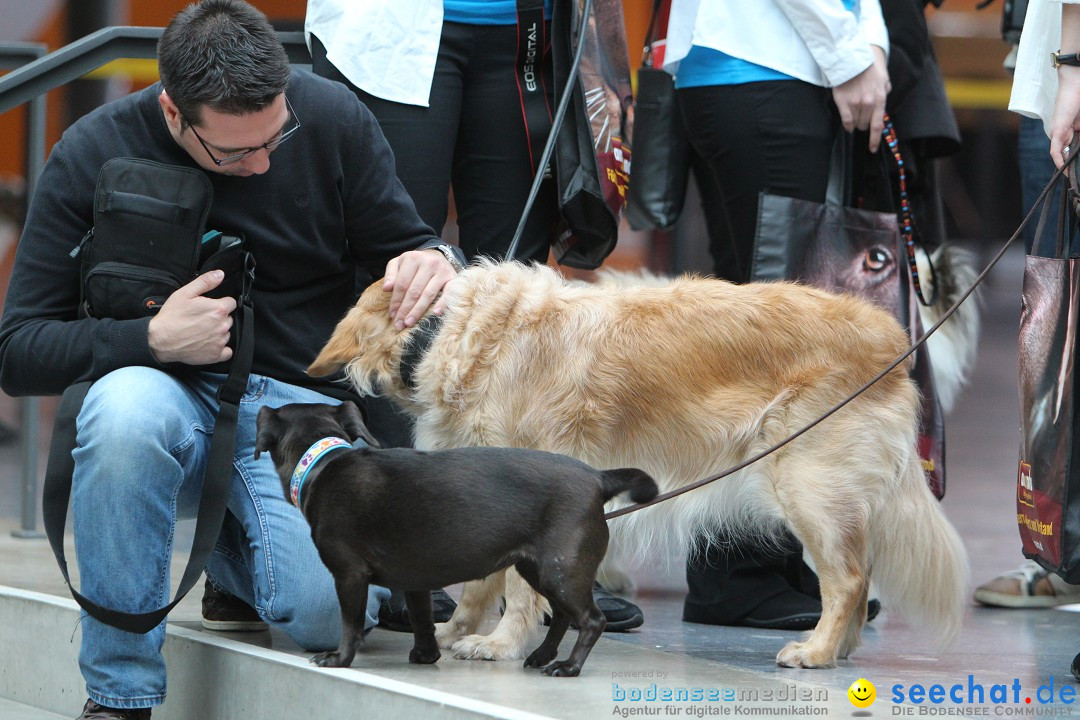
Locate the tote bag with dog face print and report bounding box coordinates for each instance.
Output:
[1017,179,1080,581]
[751,191,946,499]
[750,134,946,499]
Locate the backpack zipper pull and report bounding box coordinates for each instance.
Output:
[70,228,94,259]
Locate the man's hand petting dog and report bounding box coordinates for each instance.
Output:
[254,401,658,676]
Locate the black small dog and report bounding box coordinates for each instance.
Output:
[254,401,658,677]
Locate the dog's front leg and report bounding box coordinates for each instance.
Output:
[404,590,441,664]
[451,568,549,661]
[310,573,371,668]
[436,571,505,649]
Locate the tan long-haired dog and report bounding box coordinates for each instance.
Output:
[309,261,969,669]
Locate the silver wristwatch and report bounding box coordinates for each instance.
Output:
[433,243,465,273]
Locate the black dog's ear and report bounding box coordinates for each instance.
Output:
[336,401,381,449]
[254,406,282,460]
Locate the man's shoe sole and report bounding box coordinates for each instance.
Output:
[684,599,880,630]
[604,612,645,632]
[738,613,820,631]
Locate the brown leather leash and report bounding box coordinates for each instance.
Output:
[605,144,1078,521]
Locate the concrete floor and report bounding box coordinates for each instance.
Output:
[2,241,1078,719]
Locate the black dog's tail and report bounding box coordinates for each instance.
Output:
[600,468,659,504]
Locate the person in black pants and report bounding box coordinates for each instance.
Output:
[678,82,882,630]
[665,0,890,629]
[309,27,556,267]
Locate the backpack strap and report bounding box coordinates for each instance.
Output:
[42,304,254,634]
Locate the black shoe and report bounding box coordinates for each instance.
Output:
[77,699,151,719]
[593,582,645,631]
[542,583,646,631]
[737,589,823,630]
[201,579,268,632]
[684,589,882,631]
[378,588,458,632]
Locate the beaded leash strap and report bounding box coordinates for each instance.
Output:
[882,113,936,306]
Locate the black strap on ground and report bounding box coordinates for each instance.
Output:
[42,302,254,634]
[605,149,1080,521]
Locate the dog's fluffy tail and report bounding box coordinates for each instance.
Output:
[917,244,981,414]
[869,456,969,645]
[600,468,659,504]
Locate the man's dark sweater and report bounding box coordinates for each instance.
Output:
[0,69,442,401]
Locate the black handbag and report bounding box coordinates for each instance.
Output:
[43,158,255,633]
[548,0,633,269]
[1017,168,1080,581]
[624,0,690,231]
[751,131,946,499]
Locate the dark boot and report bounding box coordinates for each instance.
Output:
[76,699,151,719]
[682,532,879,630]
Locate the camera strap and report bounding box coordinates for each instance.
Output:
[42,158,255,634]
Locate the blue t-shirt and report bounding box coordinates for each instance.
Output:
[444,0,553,25]
[674,46,790,89]
[675,0,858,88]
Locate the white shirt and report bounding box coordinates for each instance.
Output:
[1009,0,1080,136]
[305,0,443,107]
[664,0,889,88]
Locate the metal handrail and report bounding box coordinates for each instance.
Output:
[0,28,311,538]
[0,27,311,115]
[0,42,48,72]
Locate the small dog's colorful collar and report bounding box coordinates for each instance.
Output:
[290,437,352,508]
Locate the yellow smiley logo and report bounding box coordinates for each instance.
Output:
[847,678,876,708]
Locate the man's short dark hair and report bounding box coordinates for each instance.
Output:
[158,0,290,127]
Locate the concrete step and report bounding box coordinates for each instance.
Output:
[0,584,855,720]
[0,697,67,720]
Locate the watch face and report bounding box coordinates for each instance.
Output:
[1054,52,1080,67]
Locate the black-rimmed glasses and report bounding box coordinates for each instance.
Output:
[184,95,301,166]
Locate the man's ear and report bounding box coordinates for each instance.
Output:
[158,89,182,132]
[336,401,381,449]
[254,406,281,460]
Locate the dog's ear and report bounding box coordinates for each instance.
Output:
[309,282,393,378]
[254,406,282,461]
[336,401,381,449]
[308,310,360,377]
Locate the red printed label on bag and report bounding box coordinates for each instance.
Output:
[1018,461,1062,565]
[598,137,630,205]
[918,433,943,499]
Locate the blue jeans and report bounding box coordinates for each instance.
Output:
[71,368,390,710]
[1019,114,1062,256]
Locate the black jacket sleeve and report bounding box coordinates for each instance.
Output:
[337,97,446,276]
